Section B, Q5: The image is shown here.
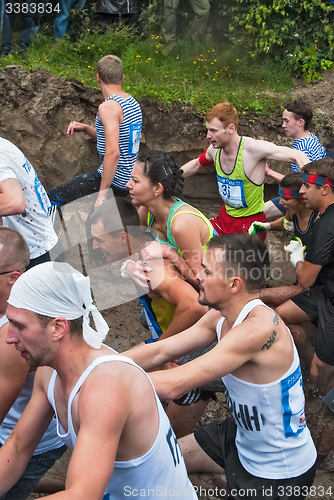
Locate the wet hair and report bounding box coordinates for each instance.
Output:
[36,314,83,338]
[206,102,239,129]
[96,55,123,85]
[0,227,30,272]
[280,172,303,191]
[137,150,184,199]
[285,99,313,131]
[90,197,144,239]
[206,233,270,292]
[302,158,334,193]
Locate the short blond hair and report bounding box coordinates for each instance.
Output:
[206,102,239,129]
[0,227,30,272]
[96,55,123,84]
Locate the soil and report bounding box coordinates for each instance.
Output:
[1,64,332,499]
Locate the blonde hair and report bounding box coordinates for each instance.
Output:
[96,55,123,84]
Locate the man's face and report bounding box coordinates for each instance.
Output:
[206,118,232,149]
[282,110,304,138]
[6,305,52,368]
[197,248,229,310]
[299,177,322,210]
[91,221,126,262]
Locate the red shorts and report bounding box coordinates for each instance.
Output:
[210,205,267,242]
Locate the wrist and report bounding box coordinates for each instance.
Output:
[121,259,135,279]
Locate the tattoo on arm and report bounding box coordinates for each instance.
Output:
[262,315,279,350]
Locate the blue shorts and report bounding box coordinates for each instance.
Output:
[0,444,67,500]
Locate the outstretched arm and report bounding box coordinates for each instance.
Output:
[153,261,208,340]
[181,147,215,177]
[247,139,309,170]
[0,368,54,496]
[67,121,97,139]
[123,308,220,370]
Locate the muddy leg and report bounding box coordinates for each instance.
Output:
[166,399,210,439]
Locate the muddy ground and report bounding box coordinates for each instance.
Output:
[1,64,333,498]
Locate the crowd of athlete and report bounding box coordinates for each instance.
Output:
[0,53,333,500]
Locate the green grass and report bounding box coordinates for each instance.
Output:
[0,26,295,114]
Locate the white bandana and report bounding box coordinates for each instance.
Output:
[8,262,109,349]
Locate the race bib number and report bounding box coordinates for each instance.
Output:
[128,123,142,155]
[281,364,306,438]
[34,172,51,214]
[217,175,247,209]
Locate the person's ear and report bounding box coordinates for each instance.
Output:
[50,317,69,342]
[154,183,164,197]
[7,270,21,286]
[230,276,243,293]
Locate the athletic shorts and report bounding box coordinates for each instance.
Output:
[323,387,334,413]
[194,418,316,500]
[291,286,334,365]
[210,206,267,242]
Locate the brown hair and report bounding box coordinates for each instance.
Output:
[280,172,303,190]
[285,99,313,131]
[36,314,83,338]
[0,227,30,272]
[206,233,270,292]
[96,55,123,85]
[206,102,239,129]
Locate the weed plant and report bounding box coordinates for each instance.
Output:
[0,22,294,114]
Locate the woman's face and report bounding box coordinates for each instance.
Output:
[126,160,156,205]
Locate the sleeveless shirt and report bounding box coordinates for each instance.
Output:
[216,299,316,479]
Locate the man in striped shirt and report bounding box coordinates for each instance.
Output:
[265,99,327,218]
[48,55,142,210]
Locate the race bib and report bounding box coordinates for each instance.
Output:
[34,172,51,214]
[217,175,247,209]
[281,364,306,438]
[128,123,142,155]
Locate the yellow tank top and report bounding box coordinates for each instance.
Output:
[215,137,265,218]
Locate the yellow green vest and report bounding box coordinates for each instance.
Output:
[215,137,265,218]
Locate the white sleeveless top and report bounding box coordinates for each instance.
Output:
[217,299,316,479]
[47,351,197,499]
[0,315,64,454]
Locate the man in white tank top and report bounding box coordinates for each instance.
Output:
[125,233,317,499]
[0,261,196,499]
[0,228,66,499]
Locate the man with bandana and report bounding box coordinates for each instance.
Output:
[277,158,334,467]
[0,262,197,499]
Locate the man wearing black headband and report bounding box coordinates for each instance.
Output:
[277,157,334,467]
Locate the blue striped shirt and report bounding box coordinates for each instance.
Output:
[96,94,142,189]
[291,132,326,172]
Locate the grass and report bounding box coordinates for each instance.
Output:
[0,24,295,115]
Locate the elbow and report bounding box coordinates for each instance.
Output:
[6,198,26,216]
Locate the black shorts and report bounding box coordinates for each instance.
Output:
[47,170,128,207]
[291,286,334,365]
[194,418,316,500]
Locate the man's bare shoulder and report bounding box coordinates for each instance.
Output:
[98,98,123,119]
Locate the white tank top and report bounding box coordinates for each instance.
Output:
[47,351,197,499]
[217,299,316,479]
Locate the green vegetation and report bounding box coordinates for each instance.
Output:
[229,0,334,83]
[0,0,333,112]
